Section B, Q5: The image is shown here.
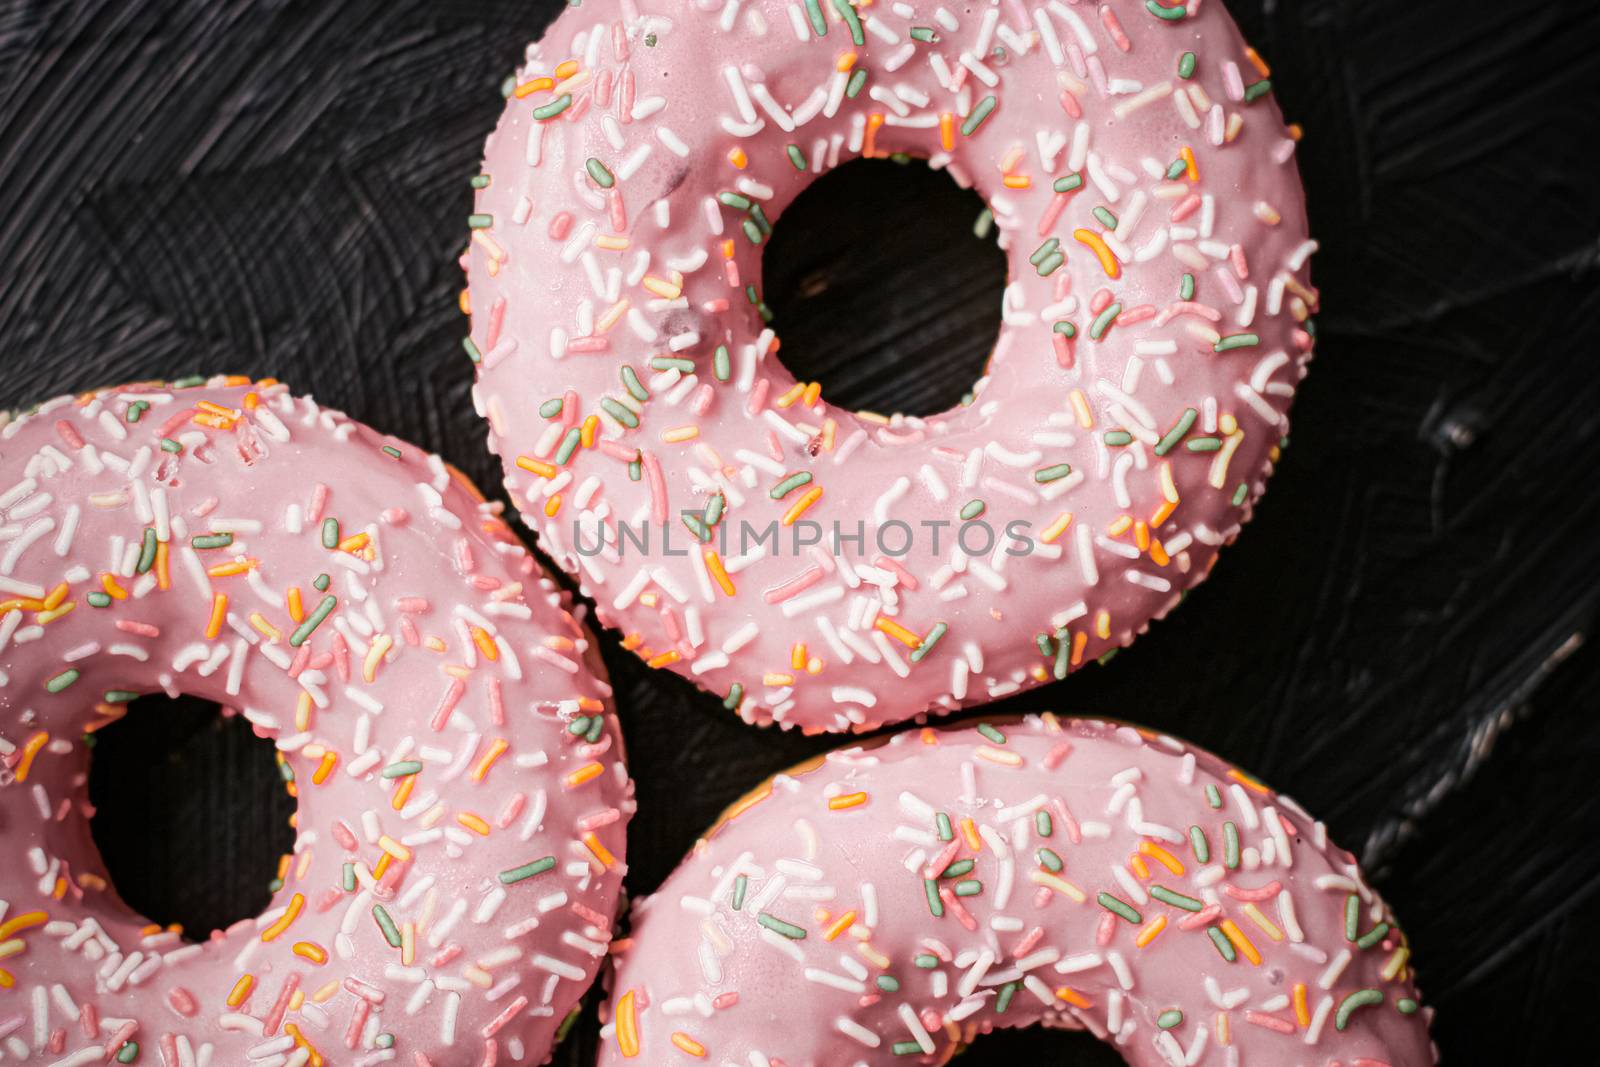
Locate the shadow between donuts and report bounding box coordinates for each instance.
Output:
[87,692,296,941]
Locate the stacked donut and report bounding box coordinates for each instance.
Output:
[0,1,1434,1065]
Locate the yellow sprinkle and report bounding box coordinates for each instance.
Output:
[584,831,618,869]
[227,975,255,1007]
[669,1032,707,1058]
[828,792,868,811]
[456,812,491,836]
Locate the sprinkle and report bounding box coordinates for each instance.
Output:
[959,499,986,520]
[45,668,80,693]
[532,94,573,120]
[961,95,997,136]
[1213,332,1261,352]
[1334,989,1384,1031]
[757,912,807,939]
[1097,892,1141,924]
[1207,926,1237,962]
[770,472,814,499]
[1157,1009,1184,1029]
[1149,885,1204,912]
[1088,302,1122,340]
[1178,51,1197,78]
[289,595,337,647]
[499,857,557,884]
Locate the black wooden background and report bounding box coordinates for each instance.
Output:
[4,0,1598,1061]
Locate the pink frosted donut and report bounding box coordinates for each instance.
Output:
[466,0,1319,732]
[0,379,632,1066]
[599,716,1433,1065]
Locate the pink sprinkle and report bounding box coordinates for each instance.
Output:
[497,792,527,829]
[577,807,621,832]
[1052,332,1075,369]
[1155,301,1223,326]
[102,1022,138,1059]
[115,619,160,637]
[939,887,978,931]
[1244,1011,1296,1035]
[763,565,824,604]
[642,451,668,524]
[595,68,614,109]
[873,555,919,591]
[489,677,506,726]
[155,409,194,439]
[923,839,963,880]
[78,1003,98,1040]
[485,296,507,351]
[1043,742,1074,770]
[481,996,528,1039]
[343,976,386,1003]
[1089,288,1113,314]
[611,21,628,62]
[167,988,197,1018]
[713,992,739,1010]
[1012,926,1044,958]
[620,70,636,123]
[287,642,311,679]
[566,336,611,354]
[1179,904,1222,930]
[262,974,299,1036]
[344,997,370,1048]
[608,189,627,232]
[1117,304,1156,328]
[307,483,329,524]
[549,212,573,241]
[1059,88,1082,119]
[1037,192,1070,237]
[1230,243,1250,279]
[746,378,770,417]
[381,507,409,526]
[1099,5,1132,51]
[54,420,85,450]
[1170,194,1202,222]
[571,900,611,929]
[1223,880,1283,902]
[1095,911,1117,945]
[430,677,467,732]
[331,820,359,851]
[331,631,351,682]
[702,297,730,314]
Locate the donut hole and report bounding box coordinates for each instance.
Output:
[960,1027,1124,1065]
[762,157,1006,419]
[88,693,296,940]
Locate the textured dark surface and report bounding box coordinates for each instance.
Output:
[4,0,1599,1061]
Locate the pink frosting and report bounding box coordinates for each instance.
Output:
[0,380,632,1065]
[598,716,1433,1065]
[467,0,1319,732]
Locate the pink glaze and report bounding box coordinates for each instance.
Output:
[467,0,1319,732]
[598,716,1433,1065]
[0,379,633,1065]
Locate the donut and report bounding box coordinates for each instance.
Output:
[465,0,1318,732]
[597,716,1433,1065]
[0,378,633,1066]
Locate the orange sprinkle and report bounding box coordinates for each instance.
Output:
[1002,174,1031,189]
[1181,145,1199,182]
[100,573,128,600]
[471,738,509,782]
[646,648,681,669]
[1244,46,1272,78]
[581,414,600,449]
[311,751,338,785]
[873,616,922,649]
[862,112,885,157]
[835,51,857,72]
[661,425,700,444]
[939,111,956,151]
[260,893,304,941]
[43,582,69,610]
[1129,854,1151,879]
[155,541,170,590]
[823,910,857,941]
[337,532,369,553]
[456,812,491,836]
[0,912,47,941]
[616,990,641,1058]
[227,975,255,1008]
[1292,982,1310,1027]
[790,642,807,670]
[959,816,982,852]
[584,831,618,869]
[1135,914,1168,948]
[205,592,228,639]
[292,941,328,965]
[1150,498,1179,528]
[669,1033,707,1058]
[704,550,736,597]
[801,381,822,408]
[1139,840,1186,875]
[565,761,605,789]
[553,59,579,79]
[828,791,868,811]
[1134,520,1151,552]
[781,486,823,526]
[1056,986,1092,1010]
[471,626,499,662]
[727,147,748,169]
[390,774,416,811]
[1149,540,1171,567]
[544,494,562,517]
[515,456,558,479]
[1219,919,1262,966]
[286,586,304,622]
[1072,228,1121,279]
[1070,630,1088,666]
[15,732,49,782]
[0,969,15,989]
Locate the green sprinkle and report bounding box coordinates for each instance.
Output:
[723,682,744,710]
[160,438,183,454]
[940,859,975,879]
[1029,238,1061,266]
[1092,206,1118,229]
[136,527,158,574]
[757,912,807,939]
[289,594,338,647]
[1146,0,1187,20]
[600,397,639,428]
[1213,332,1260,352]
[741,218,764,245]
[321,518,340,549]
[554,427,583,465]
[973,207,993,238]
[924,878,944,916]
[1244,79,1273,103]
[1356,922,1390,950]
[532,94,572,120]
[718,191,753,211]
[961,95,997,136]
[1186,436,1223,452]
[910,25,938,42]
[1344,894,1362,941]
[172,375,205,388]
[650,357,696,373]
[382,445,402,459]
[705,493,726,527]
[1088,302,1122,340]
[46,669,80,693]
[117,1041,140,1064]
[1036,250,1065,277]
[995,981,1018,1014]
[1037,847,1063,873]
[312,573,330,591]
[382,760,423,779]
[191,532,233,550]
[1165,159,1188,180]
[891,1041,922,1055]
[1223,821,1240,869]
[621,365,650,402]
[1035,810,1053,837]
[1053,173,1083,193]
[1154,408,1198,456]
[805,0,827,36]
[1178,51,1197,78]
[1189,825,1210,863]
[786,144,807,170]
[908,621,947,662]
[959,499,985,521]
[1232,482,1249,506]
[125,401,148,423]
[467,213,494,229]
[499,856,557,885]
[104,689,140,704]
[1105,430,1134,447]
[1052,626,1070,680]
[1335,989,1383,1031]
[953,879,982,897]
[845,68,868,99]
[1207,926,1237,962]
[832,0,865,45]
[1036,632,1056,657]
[1180,273,1196,300]
[469,174,490,189]
[1157,1009,1184,1029]
[1034,462,1073,483]
[1149,885,1205,912]
[585,715,604,743]
[628,459,643,482]
[462,337,482,363]
[877,975,900,992]
[936,812,953,841]
[770,472,813,499]
[732,873,748,910]
[373,903,403,946]
[1397,998,1419,1015]
[682,513,712,543]
[1205,784,1223,808]
[1053,321,1077,338]
[1097,892,1141,924]
[976,723,1006,744]
[713,344,731,381]
[914,953,939,968]
[342,863,356,892]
